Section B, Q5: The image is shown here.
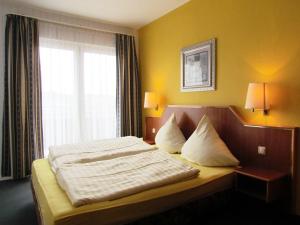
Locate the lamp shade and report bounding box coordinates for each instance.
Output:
[245,83,269,111]
[144,92,158,109]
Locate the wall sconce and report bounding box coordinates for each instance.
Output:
[245,83,269,115]
[144,92,158,111]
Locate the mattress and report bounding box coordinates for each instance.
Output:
[31,154,235,225]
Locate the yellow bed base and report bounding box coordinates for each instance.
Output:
[31,155,235,225]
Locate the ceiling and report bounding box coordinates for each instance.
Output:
[5,0,190,29]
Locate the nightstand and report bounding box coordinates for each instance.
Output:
[235,167,289,203]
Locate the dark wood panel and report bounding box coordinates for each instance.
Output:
[145,105,298,213]
[294,128,300,214]
[157,105,294,175]
[144,117,161,143]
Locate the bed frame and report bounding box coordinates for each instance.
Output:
[32,105,299,224]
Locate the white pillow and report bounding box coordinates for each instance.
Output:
[181,115,239,166]
[155,113,186,153]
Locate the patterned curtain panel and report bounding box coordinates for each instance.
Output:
[116,34,142,137]
[2,15,44,179]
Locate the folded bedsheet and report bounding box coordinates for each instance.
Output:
[48,136,156,172]
[56,150,200,207]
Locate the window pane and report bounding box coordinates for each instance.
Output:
[40,39,117,156]
[82,51,116,140]
[40,46,80,156]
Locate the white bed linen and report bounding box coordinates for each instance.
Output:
[48,136,156,172]
[56,150,199,207]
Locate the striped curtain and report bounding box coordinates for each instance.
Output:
[2,15,44,179]
[116,34,142,137]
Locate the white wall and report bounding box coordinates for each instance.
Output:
[0,0,137,179]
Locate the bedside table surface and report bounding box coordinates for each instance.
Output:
[235,167,288,182]
[143,139,155,145]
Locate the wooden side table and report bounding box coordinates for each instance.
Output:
[235,166,289,202]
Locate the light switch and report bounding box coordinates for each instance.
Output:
[152,128,156,134]
[258,146,266,155]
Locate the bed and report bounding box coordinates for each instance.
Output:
[32,154,235,225]
[31,105,296,225]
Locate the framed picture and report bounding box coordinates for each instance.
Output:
[180,38,216,92]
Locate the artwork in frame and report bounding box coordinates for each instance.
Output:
[181,38,216,92]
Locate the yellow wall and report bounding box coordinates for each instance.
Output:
[139,0,300,127]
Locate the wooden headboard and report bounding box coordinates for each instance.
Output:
[145,105,299,213]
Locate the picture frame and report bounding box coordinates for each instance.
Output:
[180,38,216,92]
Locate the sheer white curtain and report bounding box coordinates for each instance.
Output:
[39,22,116,156]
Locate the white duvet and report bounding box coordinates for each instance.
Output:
[56,150,199,207]
[48,136,156,172]
[49,136,199,207]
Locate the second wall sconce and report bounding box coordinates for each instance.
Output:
[245,82,269,115]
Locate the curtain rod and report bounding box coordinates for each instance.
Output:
[9,13,133,35]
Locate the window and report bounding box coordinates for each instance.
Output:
[40,39,116,156]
